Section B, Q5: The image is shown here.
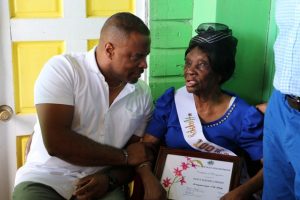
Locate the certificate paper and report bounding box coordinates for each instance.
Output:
[155,147,240,200]
[161,155,232,199]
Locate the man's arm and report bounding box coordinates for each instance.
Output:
[73,135,143,199]
[36,103,151,166]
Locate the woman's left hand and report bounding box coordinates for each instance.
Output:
[220,187,251,200]
[73,172,109,200]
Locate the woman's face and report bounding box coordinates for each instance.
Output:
[184,47,221,94]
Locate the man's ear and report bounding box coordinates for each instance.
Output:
[104,42,114,59]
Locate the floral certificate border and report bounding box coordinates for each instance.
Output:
[154,147,241,200]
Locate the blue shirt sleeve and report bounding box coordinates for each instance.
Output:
[238,106,264,160]
[145,87,175,141]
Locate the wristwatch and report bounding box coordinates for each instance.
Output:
[106,172,118,192]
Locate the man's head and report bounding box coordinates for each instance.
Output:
[97,12,150,84]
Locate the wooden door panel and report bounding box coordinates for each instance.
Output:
[10,0,63,18]
[12,41,65,114]
[87,0,135,17]
[16,135,30,168]
[88,39,99,51]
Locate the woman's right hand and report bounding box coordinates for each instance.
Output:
[136,161,167,200]
[143,172,167,200]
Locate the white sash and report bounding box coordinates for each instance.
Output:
[175,87,236,156]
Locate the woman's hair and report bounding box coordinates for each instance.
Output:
[185,23,238,84]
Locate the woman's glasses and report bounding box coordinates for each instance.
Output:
[196,23,232,35]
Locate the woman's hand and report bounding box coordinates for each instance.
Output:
[220,186,251,200]
[73,172,109,200]
[221,164,263,200]
[135,161,167,200]
[143,172,167,200]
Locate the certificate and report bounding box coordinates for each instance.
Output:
[154,147,241,200]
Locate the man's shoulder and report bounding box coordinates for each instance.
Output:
[46,52,85,66]
[64,52,89,65]
[128,80,152,103]
[135,79,148,87]
[134,80,151,93]
[45,51,91,73]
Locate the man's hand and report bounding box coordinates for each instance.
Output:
[126,142,154,166]
[73,172,109,200]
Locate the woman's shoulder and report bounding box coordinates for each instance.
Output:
[230,95,264,125]
[156,87,176,105]
[224,90,262,116]
[234,96,252,109]
[223,90,251,109]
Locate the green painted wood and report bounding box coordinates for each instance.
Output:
[151,21,192,48]
[149,0,193,100]
[151,0,193,20]
[192,0,217,35]
[149,77,184,101]
[215,0,272,104]
[150,49,185,77]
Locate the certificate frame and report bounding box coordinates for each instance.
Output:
[154,147,241,200]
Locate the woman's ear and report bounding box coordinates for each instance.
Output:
[104,42,114,60]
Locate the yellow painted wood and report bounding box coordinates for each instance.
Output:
[87,39,98,51]
[86,0,135,17]
[10,0,63,18]
[16,135,30,168]
[128,181,134,197]
[12,41,65,114]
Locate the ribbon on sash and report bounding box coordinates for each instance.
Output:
[175,87,236,156]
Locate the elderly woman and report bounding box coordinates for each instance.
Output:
[137,23,263,200]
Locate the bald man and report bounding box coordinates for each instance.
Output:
[13,12,153,200]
